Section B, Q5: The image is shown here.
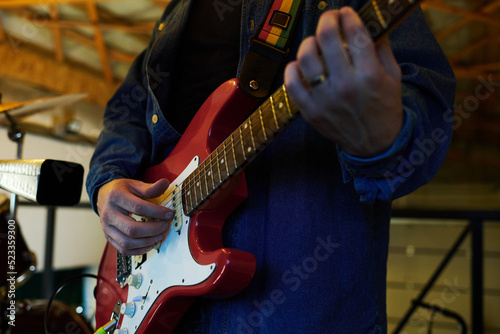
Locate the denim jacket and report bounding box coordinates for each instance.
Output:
[87,0,455,332]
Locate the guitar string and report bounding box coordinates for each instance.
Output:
[183,88,289,195]
[184,88,290,192]
[181,87,293,213]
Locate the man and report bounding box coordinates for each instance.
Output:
[87,0,455,332]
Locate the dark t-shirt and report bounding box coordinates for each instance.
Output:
[164,1,242,133]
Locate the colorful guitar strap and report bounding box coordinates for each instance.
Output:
[239,0,304,98]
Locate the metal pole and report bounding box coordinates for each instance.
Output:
[471,219,483,334]
[43,206,56,299]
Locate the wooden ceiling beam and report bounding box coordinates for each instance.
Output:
[49,4,64,62]
[86,1,113,85]
[63,29,135,63]
[432,1,500,43]
[0,17,5,42]
[33,19,154,33]
[453,67,500,80]
[422,2,500,28]
[152,0,170,7]
[1,6,155,33]
[456,62,500,73]
[0,38,118,106]
[449,36,500,65]
[0,0,118,8]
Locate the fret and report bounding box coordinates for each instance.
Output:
[371,0,388,29]
[184,177,193,214]
[192,173,200,208]
[248,120,256,153]
[258,107,268,142]
[234,127,247,167]
[238,125,247,161]
[201,162,209,199]
[229,132,238,171]
[270,97,280,131]
[249,112,266,149]
[219,142,229,180]
[280,88,292,117]
[215,146,224,184]
[205,155,216,193]
[197,163,207,199]
[240,120,255,158]
[208,155,218,192]
[267,96,281,133]
[272,97,291,127]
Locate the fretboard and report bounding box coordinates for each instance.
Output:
[182,86,298,216]
[358,0,419,42]
[181,0,421,216]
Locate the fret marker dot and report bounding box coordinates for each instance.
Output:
[208,171,211,176]
[187,191,190,196]
[244,124,248,129]
[247,147,252,153]
[279,102,283,109]
[196,182,200,187]
[220,159,224,164]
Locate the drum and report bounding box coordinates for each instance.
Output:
[5,299,93,334]
[0,195,37,295]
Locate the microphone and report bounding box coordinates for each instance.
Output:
[0,159,84,206]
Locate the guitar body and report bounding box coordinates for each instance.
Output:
[95,79,259,333]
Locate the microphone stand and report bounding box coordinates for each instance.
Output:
[2,102,55,300]
[3,107,24,221]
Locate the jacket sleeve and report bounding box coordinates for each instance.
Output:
[85,46,153,214]
[337,7,456,203]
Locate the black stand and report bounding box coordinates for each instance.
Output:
[3,108,56,300]
[391,210,497,334]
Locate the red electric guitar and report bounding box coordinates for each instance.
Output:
[95,1,421,332]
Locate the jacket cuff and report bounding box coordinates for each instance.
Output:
[337,107,417,202]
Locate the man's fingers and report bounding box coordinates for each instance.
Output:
[100,204,170,237]
[105,225,163,256]
[104,179,173,220]
[131,178,170,199]
[316,9,350,78]
[116,191,173,220]
[340,7,379,70]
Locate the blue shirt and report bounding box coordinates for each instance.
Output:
[86,0,456,332]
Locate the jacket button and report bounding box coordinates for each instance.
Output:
[158,23,165,31]
[152,114,158,124]
[318,1,328,10]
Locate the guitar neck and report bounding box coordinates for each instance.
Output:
[181,0,421,216]
[182,86,298,216]
[359,0,420,42]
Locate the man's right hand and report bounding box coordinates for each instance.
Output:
[97,178,173,255]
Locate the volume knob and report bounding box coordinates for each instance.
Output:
[120,302,136,318]
[114,329,128,334]
[126,273,143,289]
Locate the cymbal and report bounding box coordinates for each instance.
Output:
[0,93,87,125]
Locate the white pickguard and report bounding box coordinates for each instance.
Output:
[119,156,216,333]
